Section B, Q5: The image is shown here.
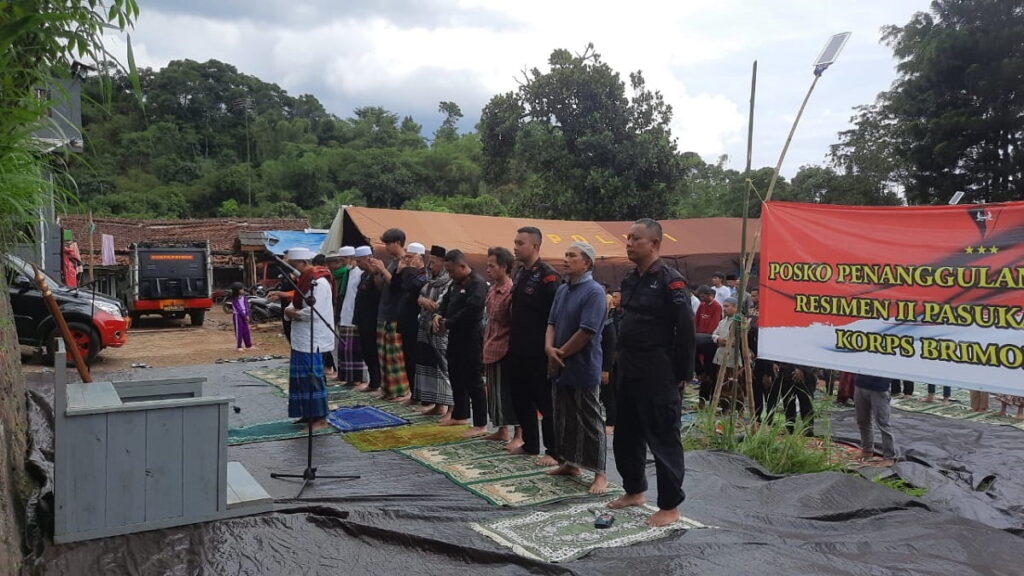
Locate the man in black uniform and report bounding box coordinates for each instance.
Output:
[507,226,561,465]
[608,218,695,527]
[352,245,381,392]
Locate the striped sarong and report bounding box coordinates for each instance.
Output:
[414,326,452,405]
[288,349,329,420]
[485,358,518,426]
[336,324,366,383]
[377,319,409,398]
[551,385,606,473]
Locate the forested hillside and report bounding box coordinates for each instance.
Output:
[70,51,911,226]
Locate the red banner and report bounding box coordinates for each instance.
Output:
[759,201,1024,395]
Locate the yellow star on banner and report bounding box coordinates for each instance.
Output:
[977,246,988,254]
[964,246,974,254]
[989,245,999,254]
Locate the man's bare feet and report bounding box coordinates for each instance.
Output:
[924,394,934,403]
[483,428,510,442]
[422,405,446,416]
[546,463,581,476]
[859,450,874,461]
[309,418,331,432]
[463,426,488,438]
[607,493,646,509]
[293,417,309,425]
[388,394,411,403]
[506,444,528,455]
[646,508,680,527]
[535,455,559,467]
[353,383,370,392]
[237,347,245,352]
[588,473,609,495]
[941,398,950,406]
[440,418,469,427]
[401,397,417,406]
[372,389,386,398]
[605,425,615,436]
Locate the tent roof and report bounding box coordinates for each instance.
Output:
[263,230,327,255]
[325,207,758,261]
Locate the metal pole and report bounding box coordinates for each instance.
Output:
[742,73,821,285]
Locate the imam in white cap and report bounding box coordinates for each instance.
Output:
[406,242,426,255]
[353,246,373,258]
[338,246,355,257]
[284,247,317,261]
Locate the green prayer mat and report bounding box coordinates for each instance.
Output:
[228,419,338,445]
[343,422,471,452]
[891,395,1024,430]
[245,366,358,402]
[470,498,708,563]
[397,439,623,507]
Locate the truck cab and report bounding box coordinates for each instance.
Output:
[127,241,213,326]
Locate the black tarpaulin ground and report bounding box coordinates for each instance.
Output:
[22,367,1024,576]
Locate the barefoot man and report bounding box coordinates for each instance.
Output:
[545,242,610,494]
[432,250,489,437]
[283,247,336,431]
[508,227,561,465]
[608,219,696,526]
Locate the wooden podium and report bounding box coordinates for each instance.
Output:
[52,343,273,543]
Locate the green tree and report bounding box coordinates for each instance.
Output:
[434,101,463,143]
[480,44,680,220]
[833,0,1024,204]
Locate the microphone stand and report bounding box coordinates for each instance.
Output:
[268,257,359,499]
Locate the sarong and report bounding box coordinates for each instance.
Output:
[288,349,328,419]
[377,319,409,398]
[551,385,606,473]
[485,358,518,426]
[414,327,453,405]
[336,324,366,382]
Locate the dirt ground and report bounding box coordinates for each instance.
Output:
[20,306,292,374]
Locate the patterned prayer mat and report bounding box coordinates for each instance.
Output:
[470,498,708,563]
[326,405,408,432]
[397,439,623,507]
[245,366,356,402]
[343,422,471,452]
[891,394,1024,430]
[228,419,337,445]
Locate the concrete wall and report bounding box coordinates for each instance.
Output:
[0,277,29,572]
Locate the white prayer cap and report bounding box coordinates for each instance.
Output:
[406,242,426,255]
[325,250,344,260]
[284,247,316,261]
[353,246,373,258]
[338,246,356,257]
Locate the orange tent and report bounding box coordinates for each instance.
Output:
[324,207,759,288]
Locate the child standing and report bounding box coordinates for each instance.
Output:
[230,282,253,352]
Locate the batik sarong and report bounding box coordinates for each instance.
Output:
[377,319,409,398]
[485,358,518,426]
[288,349,328,419]
[551,385,606,473]
[336,324,366,382]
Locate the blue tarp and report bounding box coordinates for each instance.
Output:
[262,230,326,255]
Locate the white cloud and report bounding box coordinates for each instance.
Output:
[103,0,928,174]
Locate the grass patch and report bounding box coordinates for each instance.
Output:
[874,476,928,498]
[682,397,844,475]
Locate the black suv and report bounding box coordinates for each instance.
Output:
[4,253,130,363]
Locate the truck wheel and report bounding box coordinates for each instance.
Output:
[190,310,206,326]
[47,322,100,365]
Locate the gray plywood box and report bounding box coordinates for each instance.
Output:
[52,344,273,543]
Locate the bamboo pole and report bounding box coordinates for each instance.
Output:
[33,265,92,383]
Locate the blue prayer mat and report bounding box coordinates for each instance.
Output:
[326,405,409,432]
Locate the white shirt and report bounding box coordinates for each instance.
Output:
[713,285,731,305]
[288,277,335,353]
[340,267,362,326]
[690,294,700,314]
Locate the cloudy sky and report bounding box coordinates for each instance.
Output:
[105,0,928,176]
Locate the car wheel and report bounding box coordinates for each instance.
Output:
[48,321,100,365]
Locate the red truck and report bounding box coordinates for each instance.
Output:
[126,241,213,326]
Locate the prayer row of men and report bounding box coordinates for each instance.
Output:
[271,219,690,526]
